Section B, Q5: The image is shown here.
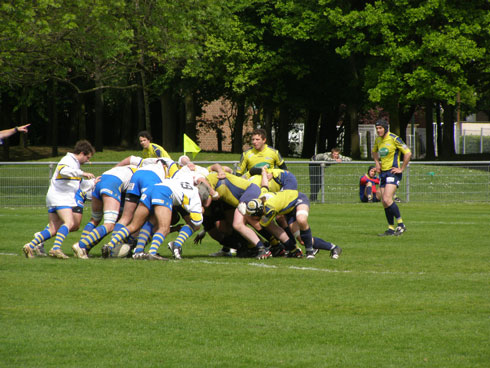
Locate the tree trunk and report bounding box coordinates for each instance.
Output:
[277,105,290,155]
[184,91,196,140]
[50,80,59,157]
[232,100,245,153]
[301,110,320,158]
[345,103,360,159]
[398,105,416,143]
[441,102,455,159]
[425,102,435,160]
[324,105,340,151]
[94,78,104,152]
[120,92,132,148]
[160,92,178,151]
[263,105,274,143]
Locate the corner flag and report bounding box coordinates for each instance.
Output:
[183,133,201,159]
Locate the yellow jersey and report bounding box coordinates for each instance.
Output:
[237,145,284,176]
[142,143,171,159]
[207,172,256,208]
[258,190,299,227]
[373,133,411,171]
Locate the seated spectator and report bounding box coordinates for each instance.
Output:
[309,147,351,201]
[360,166,380,203]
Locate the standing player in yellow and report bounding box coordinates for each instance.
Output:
[372,120,411,236]
[236,128,287,177]
[138,131,171,159]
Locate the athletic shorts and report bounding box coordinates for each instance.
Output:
[139,184,173,211]
[285,192,310,225]
[379,171,402,188]
[93,174,123,202]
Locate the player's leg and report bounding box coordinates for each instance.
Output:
[48,208,75,259]
[147,206,172,259]
[381,183,405,235]
[232,208,270,259]
[23,211,61,258]
[102,202,149,257]
[295,203,316,258]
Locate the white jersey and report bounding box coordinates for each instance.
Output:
[136,162,167,182]
[46,152,85,207]
[162,175,203,226]
[174,164,209,184]
[102,165,138,192]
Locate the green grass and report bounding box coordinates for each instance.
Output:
[1,203,489,367]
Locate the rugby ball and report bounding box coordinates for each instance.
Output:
[111,243,132,258]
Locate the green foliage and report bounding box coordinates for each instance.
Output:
[1,203,489,367]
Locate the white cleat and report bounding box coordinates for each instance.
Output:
[72,242,89,259]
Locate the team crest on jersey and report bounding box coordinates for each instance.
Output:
[128,183,135,190]
[379,147,389,157]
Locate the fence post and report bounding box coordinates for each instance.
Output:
[320,162,325,203]
[405,164,410,203]
[481,128,484,154]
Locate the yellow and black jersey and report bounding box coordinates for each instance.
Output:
[373,133,411,171]
[142,143,171,159]
[258,190,299,227]
[207,172,257,208]
[237,145,284,176]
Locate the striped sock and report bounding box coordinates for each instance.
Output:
[28,229,52,249]
[107,226,130,249]
[52,225,69,250]
[173,225,194,249]
[80,225,108,250]
[134,221,153,254]
[81,222,96,239]
[149,232,166,255]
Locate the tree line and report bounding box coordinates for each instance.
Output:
[1,0,489,159]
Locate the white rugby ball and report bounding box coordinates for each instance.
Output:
[111,243,131,258]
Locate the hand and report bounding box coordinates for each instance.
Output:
[193,230,206,244]
[390,167,403,174]
[83,172,95,179]
[17,124,30,133]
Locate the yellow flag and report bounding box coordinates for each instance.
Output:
[183,133,201,159]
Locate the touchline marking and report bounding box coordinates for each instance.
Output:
[193,259,425,275]
[0,252,19,256]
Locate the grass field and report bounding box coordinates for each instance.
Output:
[1,203,489,367]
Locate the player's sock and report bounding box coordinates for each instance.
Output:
[80,225,108,250]
[283,226,295,241]
[283,237,297,251]
[300,228,313,252]
[384,207,395,228]
[173,225,194,249]
[312,237,335,250]
[258,228,273,242]
[387,203,404,226]
[81,222,96,239]
[113,223,124,233]
[52,225,69,250]
[149,232,166,255]
[108,226,130,249]
[134,221,154,254]
[28,229,52,249]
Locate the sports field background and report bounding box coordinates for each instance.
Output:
[1,202,489,367]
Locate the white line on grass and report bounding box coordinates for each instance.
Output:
[0,252,19,256]
[194,260,425,275]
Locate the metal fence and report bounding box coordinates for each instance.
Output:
[0,160,489,207]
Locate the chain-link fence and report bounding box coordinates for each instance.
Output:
[0,160,489,207]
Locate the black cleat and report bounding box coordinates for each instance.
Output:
[330,246,342,259]
[378,229,395,237]
[395,225,407,236]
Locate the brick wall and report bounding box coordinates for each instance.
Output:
[197,99,254,152]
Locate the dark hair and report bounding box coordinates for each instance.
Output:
[138,130,152,141]
[368,165,376,172]
[252,128,267,140]
[331,147,341,154]
[73,140,95,156]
